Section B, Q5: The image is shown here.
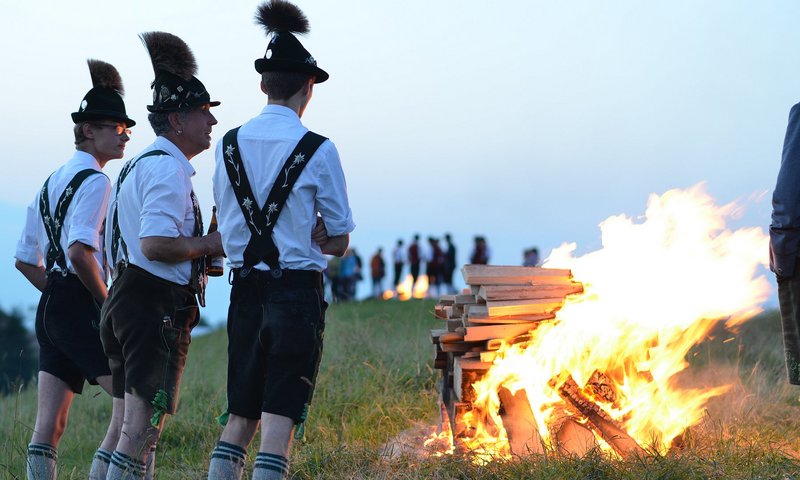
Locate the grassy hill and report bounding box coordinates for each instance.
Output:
[2,301,800,479]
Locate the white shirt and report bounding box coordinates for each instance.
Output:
[213,104,355,271]
[16,151,110,279]
[106,136,197,284]
[392,245,405,263]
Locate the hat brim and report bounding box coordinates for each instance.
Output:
[146,100,221,113]
[254,58,329,83]
[72,111,137,127]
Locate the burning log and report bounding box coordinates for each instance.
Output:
[466,305,554,323]
[485,298,565,317]
[554,416,597,457]
[478,283,584,301]
[454,357,491,402]
[497,387,545,455]
[462,322,540,342]
[462,265,575,286]
[430,265,588,461]
[557,375,645,458]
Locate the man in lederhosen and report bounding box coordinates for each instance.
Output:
[14,59,134,480]
[206,2,354,479]
[99,32,224,480]
[772,101,800,387]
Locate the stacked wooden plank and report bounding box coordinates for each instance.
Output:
[430,265,584,449]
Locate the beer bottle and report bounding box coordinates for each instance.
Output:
[206,206,224,277]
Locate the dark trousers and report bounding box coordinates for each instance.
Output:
[410,262,420,285]
[779,273,800,384]
[393,262,403,288]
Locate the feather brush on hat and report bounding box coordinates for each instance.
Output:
[139,31,197,81]
[87,59,124,95]
[255,0,309,35]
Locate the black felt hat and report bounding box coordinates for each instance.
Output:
[72,59,136,127]
[140,32,221,113]
[253,0,329,83]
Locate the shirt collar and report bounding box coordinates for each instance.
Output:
[70,150,102,171]
[153,136,196,177]
[260,104,302,124]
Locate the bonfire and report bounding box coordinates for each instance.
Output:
[425,184,770,461]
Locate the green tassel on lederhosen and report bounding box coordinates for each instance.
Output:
[216,408,230,426]
[150,390,169,427]
[294,403,309,441]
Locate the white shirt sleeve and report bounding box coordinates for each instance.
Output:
[15,197,43,266]
[66,173,111,251]
[139,159,187,239]
[314,141,355,237]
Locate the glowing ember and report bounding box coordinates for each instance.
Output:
[432,184,771,458]
[383,274,429,300]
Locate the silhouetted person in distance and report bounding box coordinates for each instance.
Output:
[339,248,358,301]
[443,233,457,294]
[370,247,386,298]
[427,236,445,297]
[352,247,363,299]
[470,235,490,265]
[326,255,342,303]
[392,238,404,291]
[523,247,540,267]
[408,234,421,287]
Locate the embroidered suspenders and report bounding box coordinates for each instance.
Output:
[39,169,104,275]
[221,127,327,276]
[108,150,168,267]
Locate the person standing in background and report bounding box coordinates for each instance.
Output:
[426,236,443,297]
[370,247,386,298]
[408,234,421,288]
[392,239,404,292]
[523,247,540,267]
[442,233,457,294]
[470,235,490,265]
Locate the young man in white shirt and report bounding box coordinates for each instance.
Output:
[14,60,134,480]
[207,2,354,479]
[99,32,224,480]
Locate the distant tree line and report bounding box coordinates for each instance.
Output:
[0,307,37,395]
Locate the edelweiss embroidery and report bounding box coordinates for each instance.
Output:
[282,152,305,188]
[265,202,278,226]
[242,197,262,235]
[225,144,242,186]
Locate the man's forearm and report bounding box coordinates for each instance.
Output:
[141,232,224,263]
[68,243,108,303]
[15,260,46,292]
[320,234,349,257]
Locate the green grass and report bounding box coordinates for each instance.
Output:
[2,302,800,479]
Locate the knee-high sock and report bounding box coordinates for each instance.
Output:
[252,452,288,480]
[207,441,247,480]
[106,451,145,480]
[26,443,57,480]
[88,448,112,480]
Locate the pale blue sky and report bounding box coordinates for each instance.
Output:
[0,1,793,324]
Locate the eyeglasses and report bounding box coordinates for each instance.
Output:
[92,123,132,136]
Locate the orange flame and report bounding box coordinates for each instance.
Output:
[444,185,771,458]
[383,274,430,300]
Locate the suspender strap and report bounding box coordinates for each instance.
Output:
[222,128,327,274]
[39,168,104,275]
[109,150,169,265]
